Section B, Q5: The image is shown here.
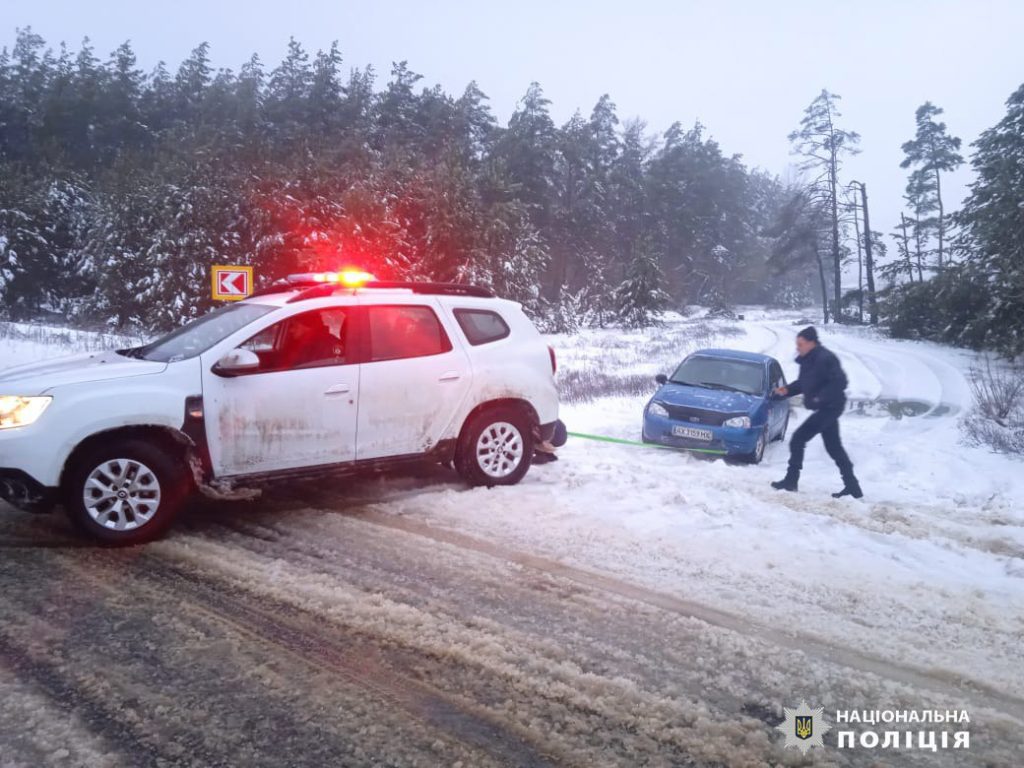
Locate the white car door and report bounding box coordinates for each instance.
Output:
[202,306,360,477]
[356,303,471,460]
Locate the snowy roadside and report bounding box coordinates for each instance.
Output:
[0,321,144,367]
[375,311,1024,704]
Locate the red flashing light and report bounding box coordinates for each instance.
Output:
[310,270,378,286]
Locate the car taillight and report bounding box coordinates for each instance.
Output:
[548,345,557,375]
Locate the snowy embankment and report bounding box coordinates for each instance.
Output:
[2,312,1022,710]
[0,321,143,366]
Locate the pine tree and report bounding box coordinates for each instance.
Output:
[266,38,311,143]
[903,167,938,277]
[616,236,669,328]
[497,82,557,233]
[788,90,860,321]
[608,119,651,307]
[175,42,212,118]
[309,42,344,138]
[957,82,1024,356]
[98,42,148,157]
[900,102,963,269]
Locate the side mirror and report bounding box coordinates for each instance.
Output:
[655,373,668,385]
[213,348,261,377]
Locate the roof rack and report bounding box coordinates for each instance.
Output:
[364,281,495,298]
[249,278,495,302]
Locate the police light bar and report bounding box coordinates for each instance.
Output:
[285,270,378,287]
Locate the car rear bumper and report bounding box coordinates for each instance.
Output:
[0,468,58,513]
[538,419,567,446]
[642,414,761,456]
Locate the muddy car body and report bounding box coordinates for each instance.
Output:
[0,277,559,543]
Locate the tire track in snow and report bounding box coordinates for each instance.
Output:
[160,513,1021,767]
[124,536,791,767]
[334,505,1024,724]
[61,552,560,768]
[0,630,164,768]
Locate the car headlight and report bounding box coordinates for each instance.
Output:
[723,415,751,429]
[648,401,669,418]
[0,396,53,430]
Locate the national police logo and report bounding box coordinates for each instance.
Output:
[776,701,830,754]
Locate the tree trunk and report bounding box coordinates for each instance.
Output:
[934,165,944,270]
[900,213,915,283]
[815,243,830,324]
[912,205,925,281]
[829,153,841,322]
[860,183,877,324]
[852,201,864,323]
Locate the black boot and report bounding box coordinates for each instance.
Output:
[771,469,799,492]
[832,475,863,499]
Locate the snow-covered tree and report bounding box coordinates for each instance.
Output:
[900,102,964,269]
[615,238,669,328]
[957,82,1024,356]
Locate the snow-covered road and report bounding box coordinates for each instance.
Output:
[1,312,1022,766]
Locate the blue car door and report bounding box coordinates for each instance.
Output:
[768,359,787,434]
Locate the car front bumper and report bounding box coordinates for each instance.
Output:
[0,420,62,511]
[0,468,58,513]
[642,413,762,456]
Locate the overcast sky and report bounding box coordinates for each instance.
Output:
[5,0,1023,247]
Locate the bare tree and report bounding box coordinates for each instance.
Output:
[764,186,833,323]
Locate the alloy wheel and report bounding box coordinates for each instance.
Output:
[82,458,162,531]
[475,422,525,479]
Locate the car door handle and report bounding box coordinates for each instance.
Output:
[438,372,461,383]
[324,384,351,395]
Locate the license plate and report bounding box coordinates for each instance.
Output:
[671,425,713,441]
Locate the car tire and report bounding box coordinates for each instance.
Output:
[456,406,534,487]
[747,426,768,464]
[774,410,790,442]
[64,439,191,546]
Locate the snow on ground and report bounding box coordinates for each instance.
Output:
[0,321,143,367]
[386,309,1024,704]
[2,311,1023,713]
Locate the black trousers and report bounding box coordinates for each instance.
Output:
[788,407,855,480]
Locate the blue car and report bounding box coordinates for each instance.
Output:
[642,349,790,463]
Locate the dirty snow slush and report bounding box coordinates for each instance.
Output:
[0,496,1019,766]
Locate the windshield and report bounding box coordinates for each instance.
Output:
[122,303,276,363]
[669,356,765,396]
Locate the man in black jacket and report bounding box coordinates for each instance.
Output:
[771,327,863,498]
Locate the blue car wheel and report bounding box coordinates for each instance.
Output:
[748,426,768,464]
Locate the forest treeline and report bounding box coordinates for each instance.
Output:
[0,29,1022,355]
[0,30,815,332]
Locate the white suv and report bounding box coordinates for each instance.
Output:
[0,274,559,544]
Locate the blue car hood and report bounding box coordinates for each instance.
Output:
[656,382,761,413]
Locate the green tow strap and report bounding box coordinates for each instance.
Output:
[566,431,729,456]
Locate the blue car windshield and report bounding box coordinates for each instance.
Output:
[669,356,765,396]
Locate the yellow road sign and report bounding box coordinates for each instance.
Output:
[212,265,254,301]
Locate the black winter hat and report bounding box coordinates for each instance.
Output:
[797,326,819,343]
